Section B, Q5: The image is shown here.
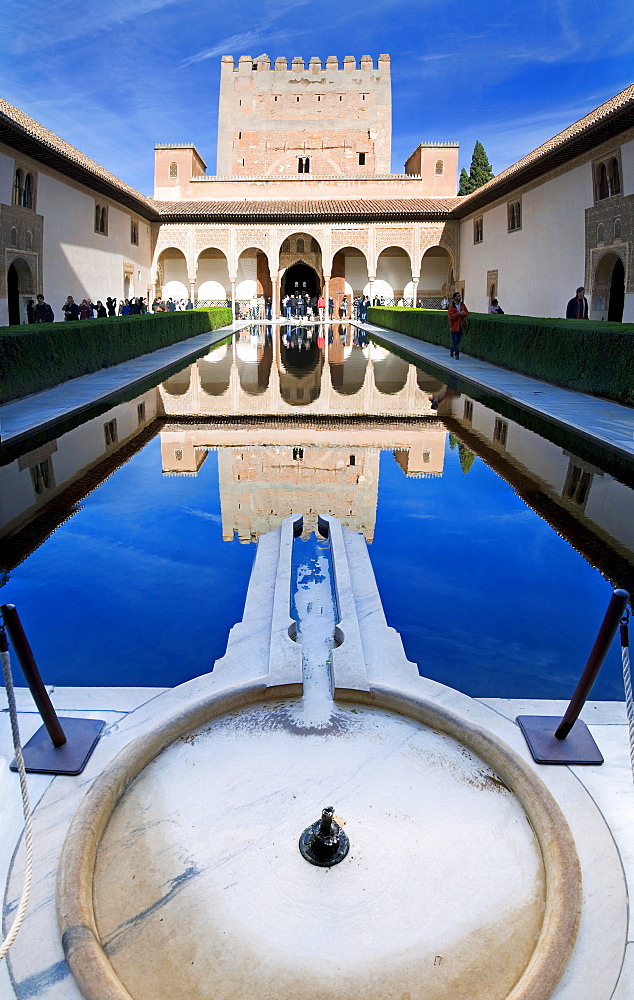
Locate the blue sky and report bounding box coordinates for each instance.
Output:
[1,0,632,195]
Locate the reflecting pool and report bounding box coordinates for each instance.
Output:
[1,323,632,698]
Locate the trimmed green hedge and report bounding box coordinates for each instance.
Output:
[367,307,634,407]
[0,307,232,404]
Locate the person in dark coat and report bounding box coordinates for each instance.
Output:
[34,294,54,322]
[95,300,107,318]
[566,287,589,319]
[62,296,80,320]
[106,296,117,316]
[26,299,36,323]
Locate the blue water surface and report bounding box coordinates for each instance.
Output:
[369,441,624,700]
[5,442,255,687]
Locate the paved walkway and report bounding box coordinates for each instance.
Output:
[356,320,634,462]
[0,321,243,450]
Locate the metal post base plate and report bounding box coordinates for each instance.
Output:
[516,715,604,765]
[9,717,105,775]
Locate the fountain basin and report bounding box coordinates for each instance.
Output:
[57,683,581,1000]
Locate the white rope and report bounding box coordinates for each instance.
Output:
[621,618,634,787]
[0,645,34,962]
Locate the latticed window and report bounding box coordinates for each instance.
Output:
[131,220,139,245]
[493,418,508,447]
[614,218,622,240]
[507,201,521,232]
[310,238,319,253]
[435,160,444,174]
[563,461,592,506]
[10,227,18,246]
[473,217,483,243]
[22,173,34,208]
[95,204,108,235]
[104,419,118,447]
[597,163,609,200]
[169,162,178,178]
[30,458,54,495]
[12,169,22,205]
[281,239,291,253]
[609,158,621,195]
[597,223,604,244]
[296,238,304,253]
[297,157,310,173]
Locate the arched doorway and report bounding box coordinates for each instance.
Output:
[7,257,34,325]
[608,258,625,322]
[593,251,625,323]
[282,262,320,297]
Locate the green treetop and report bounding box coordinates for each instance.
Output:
[458,141,495,195]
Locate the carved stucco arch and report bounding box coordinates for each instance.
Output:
[329,230,369,274]
[592,245,627,286]
[235,230,274,274]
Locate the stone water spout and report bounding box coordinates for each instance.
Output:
[299,806,350,866]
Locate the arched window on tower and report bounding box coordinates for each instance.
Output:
[296,238,305,253]
[169,162,178,178]
[10,226,18,246]
[609,158,621,196]
[22,173,33,208]
[597,163,609,200]
[435,160,444,175]
[596,223,604,244]
[12,169,22,206]
[614,218,622,241]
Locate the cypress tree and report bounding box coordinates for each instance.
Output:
[458,167,474,196]
[458,142,495,195]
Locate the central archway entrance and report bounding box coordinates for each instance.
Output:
[282,263,320,298]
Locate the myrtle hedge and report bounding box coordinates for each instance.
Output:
[0,308,232,404]
[367,307,634,407]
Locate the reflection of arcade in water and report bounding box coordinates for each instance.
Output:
[160,324,443,418]
[160,324,446,543]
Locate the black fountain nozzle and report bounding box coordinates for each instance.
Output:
[299,806,350,867]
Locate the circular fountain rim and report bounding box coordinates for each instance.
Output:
[56,679,582,1000]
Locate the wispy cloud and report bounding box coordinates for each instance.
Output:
[5,0,181,52]
[180,0,311,68]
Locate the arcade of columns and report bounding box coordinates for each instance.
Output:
[151,220,458,311]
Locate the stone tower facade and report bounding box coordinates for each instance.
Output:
[216,54,392,177]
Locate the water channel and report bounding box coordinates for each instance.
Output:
[0,323,632,699]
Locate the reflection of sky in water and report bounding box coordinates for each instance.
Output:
[370,444,623,700]
[4,444,255,688]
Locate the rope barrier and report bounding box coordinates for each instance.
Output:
[0,626,34,962]
[620,609,634,787]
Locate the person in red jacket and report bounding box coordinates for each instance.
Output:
[447,291,469,359]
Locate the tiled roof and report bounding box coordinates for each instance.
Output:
[0,97,156,219]
[455,83,634,216]
[155,197,461,221]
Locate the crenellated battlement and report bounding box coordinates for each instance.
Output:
[220,54,390,74]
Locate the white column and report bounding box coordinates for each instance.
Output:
[230,279,236,321]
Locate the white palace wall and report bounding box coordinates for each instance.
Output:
[458,161,591,318]
[0,143,152,324]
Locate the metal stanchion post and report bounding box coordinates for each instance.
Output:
[517,588,629,765]
[1,604,106,775]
